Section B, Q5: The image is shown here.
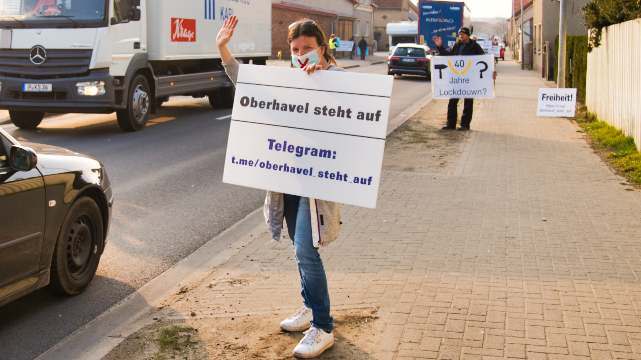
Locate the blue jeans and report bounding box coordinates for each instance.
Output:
[284,194,334,333]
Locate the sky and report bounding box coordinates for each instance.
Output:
[411,0,513,20]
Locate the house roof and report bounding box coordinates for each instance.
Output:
[374,0,404,9]
[272,2,337,17]
[512,0,533,17]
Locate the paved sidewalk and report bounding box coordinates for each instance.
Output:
[106,61,641,360]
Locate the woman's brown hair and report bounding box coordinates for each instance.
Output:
[288,19,337,65]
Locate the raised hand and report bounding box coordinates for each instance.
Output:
[432,35,443,48]
[217,16,238,48]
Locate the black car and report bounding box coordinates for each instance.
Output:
[387,44,432,80]
[0,128,112,306]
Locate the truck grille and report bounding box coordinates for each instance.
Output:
[0,49,92,79]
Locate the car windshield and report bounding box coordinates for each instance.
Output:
[394,47,426,58]
[0,0,106,25]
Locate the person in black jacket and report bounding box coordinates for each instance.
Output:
[358,37,368,60]
[433,27,490,131]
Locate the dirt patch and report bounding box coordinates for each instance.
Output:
[384,100,467,173]
[104,308,380,360]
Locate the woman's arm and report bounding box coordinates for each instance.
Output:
[217,16,238,65]
[216,16,240,84]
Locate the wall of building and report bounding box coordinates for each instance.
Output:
[532,0,588,78]
[354,4,375,42]
[275,0,354,18]
[271,1,376,58]
[373,0,415,51]
[271,4,336,60]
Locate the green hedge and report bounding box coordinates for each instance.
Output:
[554,35,588,102]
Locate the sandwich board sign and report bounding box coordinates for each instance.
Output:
[537,88,577,117]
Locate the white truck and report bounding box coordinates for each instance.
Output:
[0,0,271,131]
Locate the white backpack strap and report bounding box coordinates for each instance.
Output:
[309,198,321,248]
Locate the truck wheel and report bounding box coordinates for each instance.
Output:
[208,87,235,109]
[117,74,151,132]
[49,197,104,296]
[9,110,44,129]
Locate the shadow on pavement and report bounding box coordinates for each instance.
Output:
[0,275,139,360]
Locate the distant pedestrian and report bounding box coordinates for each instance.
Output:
[217,16,341,359]
[358,37,368,60]
[329,34,339,57]
[350,36,356,59]
[433,27,495,131]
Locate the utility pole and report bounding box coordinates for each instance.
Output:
[520,0,524,70]
[557,0,567,87]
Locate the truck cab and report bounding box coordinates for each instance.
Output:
[0,0,270,131]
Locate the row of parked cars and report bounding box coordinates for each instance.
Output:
[0,127,112,306]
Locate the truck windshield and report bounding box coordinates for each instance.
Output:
[0,0,107,28]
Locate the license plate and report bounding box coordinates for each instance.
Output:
[22,83,52,93]
[402,58,416,63]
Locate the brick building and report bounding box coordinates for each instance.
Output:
[271,1,376,59]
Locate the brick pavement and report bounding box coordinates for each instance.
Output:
[107,61,641,359]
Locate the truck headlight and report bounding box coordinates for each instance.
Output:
[76,81,106,96]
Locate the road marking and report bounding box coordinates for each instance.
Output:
[216,114,232,120]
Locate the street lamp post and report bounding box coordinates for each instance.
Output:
[520,0,524,70]
[557,0,567,87]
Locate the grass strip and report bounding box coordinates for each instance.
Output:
[576,107,641,185]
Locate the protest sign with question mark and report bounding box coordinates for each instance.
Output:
[430,55,495,99]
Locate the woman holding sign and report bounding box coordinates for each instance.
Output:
[217,16,341,358]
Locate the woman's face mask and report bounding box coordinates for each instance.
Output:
[291,49,321,68]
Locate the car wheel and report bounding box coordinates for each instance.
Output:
[9,110,44,129]
[117,74,151,132]
[50,197,104,296]
[208,87,235,109]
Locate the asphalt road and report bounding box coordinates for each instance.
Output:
[0,63,432,360]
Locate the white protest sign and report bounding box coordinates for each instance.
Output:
[431,55,495,99]
[223,65,393,208]
[337,40,354,52]
[478,40,492,54]
[536,88,577,117]
[492,45,501,57]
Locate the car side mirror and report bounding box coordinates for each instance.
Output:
[129,8,141,21]
[9,145,38,172]
[130,0,141,21]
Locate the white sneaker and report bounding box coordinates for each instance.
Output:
[280,306,312,332]
[293,326,335,358]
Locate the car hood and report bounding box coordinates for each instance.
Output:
[24,142,103,177]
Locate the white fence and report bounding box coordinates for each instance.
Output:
[586,19,641,151]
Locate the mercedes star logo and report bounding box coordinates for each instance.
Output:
[29,45,47,65]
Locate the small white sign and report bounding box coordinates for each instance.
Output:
[223,65,393,208]
[431,55,495,99]
[492,45,501,57]
[478,40,492,54]
[536,88,577,117]
[336,40,354,52]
